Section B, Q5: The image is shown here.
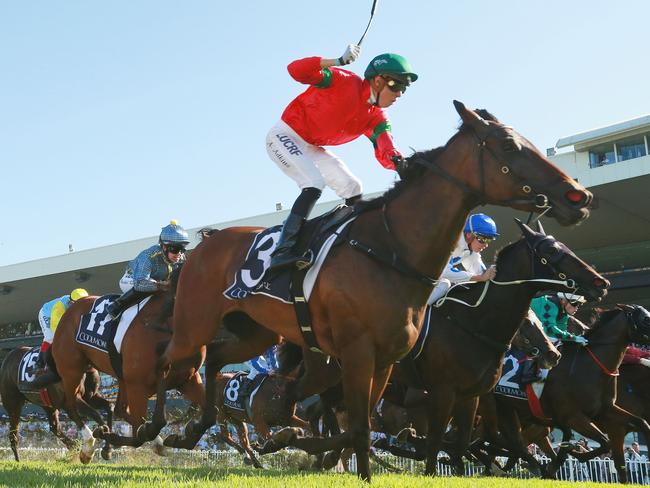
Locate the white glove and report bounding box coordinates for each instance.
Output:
[573,336,588,346]
[639,358,650,368]
[338,44,361,66]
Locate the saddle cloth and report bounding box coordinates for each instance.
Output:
[224,216,355,304]
[17,346,42,389]
[222,372,267,419]
[494,349,549,419]
[76,294,151,354]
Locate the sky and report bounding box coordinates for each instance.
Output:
[1,1,647,266]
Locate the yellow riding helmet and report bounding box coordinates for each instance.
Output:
[70,288,89,301]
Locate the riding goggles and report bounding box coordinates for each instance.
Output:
[474,234,496,244]
[381,76,409,94]
[166,245,186,254]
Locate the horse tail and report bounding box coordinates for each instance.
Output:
[198,227,220,241]
[275,341,303,376]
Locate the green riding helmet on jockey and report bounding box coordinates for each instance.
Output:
[33,288,89,382]
[106,220,190,319]
[266,48,418,272]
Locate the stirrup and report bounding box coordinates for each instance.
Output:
[295,250,314,271]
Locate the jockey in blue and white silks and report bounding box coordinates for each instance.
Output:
[246,345,279,380]
[427,213,499,306]
[107,220,190,319]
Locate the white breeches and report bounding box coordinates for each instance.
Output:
[119,272,135,293]
[427,279,452,306]
[266,120,362,199]
[38,309,54,343]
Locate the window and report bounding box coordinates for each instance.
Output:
[589,143,615,168]
[616,135,647,162]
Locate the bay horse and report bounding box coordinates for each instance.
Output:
[141,101,595,481]
[0,346,113,461]
[485,305,650,483]
[50,278,205,462]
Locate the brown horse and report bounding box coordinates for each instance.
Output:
[141,101,594,481]
[50,286,205,462]
[0,346,113,461]
[486,305,650,483]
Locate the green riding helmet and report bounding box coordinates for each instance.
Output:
[363,53,418,84]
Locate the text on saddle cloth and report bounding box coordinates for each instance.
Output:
[17,346,41,386]
[222,372,266,417]
[494,349,547,401]
[76,294,152,354]
[224,218,355,304]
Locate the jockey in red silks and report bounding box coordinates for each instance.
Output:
[266,45,418,271]
[623,346,650,368]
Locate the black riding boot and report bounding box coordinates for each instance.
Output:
[107,288,151,319]
[268,187,321,272]
[30,348,60,389]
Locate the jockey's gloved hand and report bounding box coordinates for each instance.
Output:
[337,44,361,66]
[573,336,588,346]
[391,155,409,179]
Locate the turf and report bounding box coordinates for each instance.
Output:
[0,460,621,488]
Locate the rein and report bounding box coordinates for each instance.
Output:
[434,277,577,308]
[584,346,620,377]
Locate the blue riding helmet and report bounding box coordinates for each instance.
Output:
[464,213,499,238]
[159,220,190,246]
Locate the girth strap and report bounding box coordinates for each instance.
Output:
[291,267,323,354]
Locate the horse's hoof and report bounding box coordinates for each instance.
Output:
[322,451,341,471]
[101,448,113,461]
[93,427,105,439]
[152,436,167,457]
[243,457,254,466]
[163,435,178,448]
[79,452,93,464]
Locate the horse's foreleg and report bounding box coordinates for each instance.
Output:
[45,407,76,450]
[61,370,96,463]
[444,397,479,476]
[103,384,150,450]
[162,372,206,450]
[236,421,264,468]
[87,395,114,460]
[424,386,456,476]
[551,418,610,477]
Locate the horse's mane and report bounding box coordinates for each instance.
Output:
[198,228,219,241]
[355,108,502,213]
[586,307,623,337]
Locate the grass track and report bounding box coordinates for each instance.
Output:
[0,461,620,488]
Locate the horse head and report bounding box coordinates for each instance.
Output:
[404,101,592,226]
[498,219,609,302]
[619,304,650,344]
[513,311,561,369]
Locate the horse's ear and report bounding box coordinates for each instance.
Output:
[514,218,536,239]
[453,100,489,129]
[535,220,546,236]
[618,303,636,313]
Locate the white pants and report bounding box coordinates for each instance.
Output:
[119,272,134,293]
[38,309,54,343]
[266,120,362,199]
[427,279,452,306]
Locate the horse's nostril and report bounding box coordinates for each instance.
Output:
[566,189,588,206]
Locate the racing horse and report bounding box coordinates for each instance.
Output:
[141,101,595,481]
[50,269,206,462]
[0,346,113,461]
[388,221,607,475]
[485,305,650,483]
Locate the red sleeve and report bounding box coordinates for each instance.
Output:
[287,57,326,85]
[374,131,401,169]
[623,346,643,365]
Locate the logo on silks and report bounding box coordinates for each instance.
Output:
[18,347,40,385]
[224,226,282,300]
[76,295,120,353]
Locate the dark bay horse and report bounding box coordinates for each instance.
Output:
[386,221,606,475]
[0,346,112,461]
[142,101,594,481]
[487,305,650,483]
[50,290,205,462]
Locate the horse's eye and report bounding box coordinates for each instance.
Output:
[503,141,519,153]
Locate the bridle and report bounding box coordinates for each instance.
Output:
[409,124,558,210]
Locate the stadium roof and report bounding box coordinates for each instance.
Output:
[556,114,650,149]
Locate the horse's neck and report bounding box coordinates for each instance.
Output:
[583,318,629,370]
[387,147,478,281]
